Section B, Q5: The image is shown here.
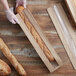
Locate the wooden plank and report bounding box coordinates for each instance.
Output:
[16,8,63,72]
[0,55,76,75]
[65,0,76,23]
[0,35,62,47]
[47,3,76,69]
[16,14,55,72]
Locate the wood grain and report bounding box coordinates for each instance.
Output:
[65,0,76,23]
[47,3,76,69]
[0,0,76,75]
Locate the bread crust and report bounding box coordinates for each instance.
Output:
[0,59,11,75]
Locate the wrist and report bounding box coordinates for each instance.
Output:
[5,6,10,11]
[5,9,11,13]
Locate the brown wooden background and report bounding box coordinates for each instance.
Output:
[0,0,76,76]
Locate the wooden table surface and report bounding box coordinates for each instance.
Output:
[0,0,76,76]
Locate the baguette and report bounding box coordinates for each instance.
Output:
[0,59,11,75]
[16,6,54,62]
[0,38,26,76]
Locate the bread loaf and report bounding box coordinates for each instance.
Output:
[0,38,26,76]
[16,6,54,62]
[0,59,11,75]
[16,6,24,13]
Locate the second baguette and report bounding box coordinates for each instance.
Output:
[0,59,11,75]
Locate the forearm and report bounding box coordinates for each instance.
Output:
[0,0,19,24]
[0,0,9,10]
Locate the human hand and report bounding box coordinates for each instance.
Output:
[16,0,26,8]
[5,7,20,24]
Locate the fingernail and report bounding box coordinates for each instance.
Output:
[18,21,20,24]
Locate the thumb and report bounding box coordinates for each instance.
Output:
[23,4,26,8]
[16,3,19,8]
[10,19,16,24]
[14,17,20,24]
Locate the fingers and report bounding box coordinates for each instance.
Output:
[16,0,20,8]
[10,19,16,24]
[8,7,20,24]
[23,3,26,8]
[16,3,19,8]
[9,16,20,24]
[16,0,26,8]
[14,17,20,24]
[10,18,20,24]
[22,0,26,8]
[5,7,20,25]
